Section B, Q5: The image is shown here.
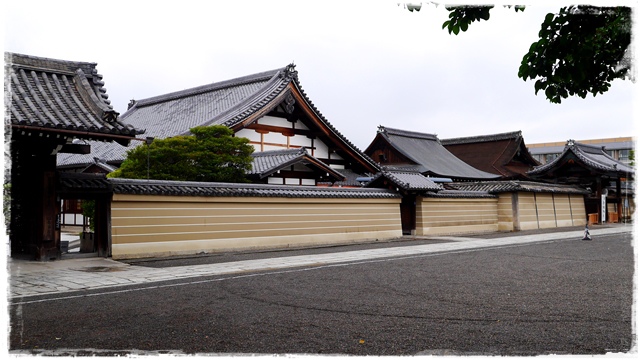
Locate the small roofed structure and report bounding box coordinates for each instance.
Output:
[248,148,345,185]
[441,131,540,180]
[364,126,500,182]
[365,169,443,235]
[527,140,634,224]
[6,52,145,260]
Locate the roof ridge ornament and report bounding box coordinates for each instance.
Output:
[567,139,575,146]
[280,63,298,80]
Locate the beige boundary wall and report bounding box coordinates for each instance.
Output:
[500,192,586,231]
[110,194,403,259]
[414,192,587,236]
[415,197,499,236]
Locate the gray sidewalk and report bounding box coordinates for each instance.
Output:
[7,224,632,299]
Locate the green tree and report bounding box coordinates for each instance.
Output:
[405,4,632,104]
[109,125,254,183]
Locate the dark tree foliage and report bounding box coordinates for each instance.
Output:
[408,4,632,103]
[519,6,631,103]
[109,125,254,183]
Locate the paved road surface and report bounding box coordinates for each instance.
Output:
[8,226,635,356]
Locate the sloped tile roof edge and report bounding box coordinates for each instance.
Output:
[380,126,440,141]
[367,171,442,192]
[119,64,379,172]
[440,131,522,145]
[528,140,634,175]
[288,73,380,172]
[109,178,400,198]
[129,68,283,110]
[7,52,145,137]
[250,148,345,181]
[376,126,501,180]
[421,190,497,199]
[448,180,589,195]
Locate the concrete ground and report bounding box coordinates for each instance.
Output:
[8,223,632,299]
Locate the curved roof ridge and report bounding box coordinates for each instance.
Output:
[209,66,295,128]
[7,52,98,76]
[528,140,634,175]
[379,126,439,141]
[441,130,522,145]
[252,148,307,157]
[7,52,143,139]
[132,66,286,109]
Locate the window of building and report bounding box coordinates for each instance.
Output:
[619,149,630,161]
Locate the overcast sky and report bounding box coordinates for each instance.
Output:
[3,0,637,151]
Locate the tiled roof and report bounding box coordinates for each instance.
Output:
[527,140,634,176]
[58,172,112,194]
[374,126,500,181]
[440,131,523,145]
[446,180,589,195]
[318,168,368,187]
[6,52,143,141]
[249,148,345,181]
[441,130,539,179]
[422,190,497,199]
[60,64,378,173]
[108,178,401,199]
[366,170,442,192]
[58,140,131,167]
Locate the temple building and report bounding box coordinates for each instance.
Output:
[441,131,540,180]
[527,140,634,224]
[364,126,501,181]
[57,64,379,187]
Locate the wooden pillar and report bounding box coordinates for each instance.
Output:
[39,167,61,260]
[10,136,61,260]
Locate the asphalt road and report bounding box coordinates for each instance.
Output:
[9,232,634,356]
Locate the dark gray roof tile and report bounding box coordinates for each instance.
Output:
[108,178,401,199]
[376,126,500,181]
[447,180,589,195]
[528,140,634,176]
[366,170,442,192]
[440,131,522,145]
[250,148,345,181]
[6,52,144,139]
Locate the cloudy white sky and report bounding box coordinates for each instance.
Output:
[3,0,637,150]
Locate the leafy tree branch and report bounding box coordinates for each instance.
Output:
[402,3,633,103]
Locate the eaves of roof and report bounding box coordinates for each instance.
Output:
[96,64,378,174]
[528,141,634,176]
[366,171,442,192]
[108,178,401,199]
[421,190,497,199]
[447,180,589,195]
[249,148,345,181]
[440,130,522,146]
[6,52,144,140]
[376,126,500,181]
[287,80,380,173]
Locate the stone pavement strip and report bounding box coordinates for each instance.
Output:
[8,225,632,299]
